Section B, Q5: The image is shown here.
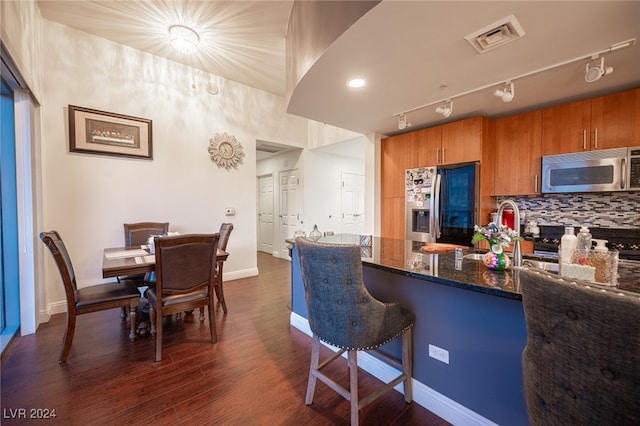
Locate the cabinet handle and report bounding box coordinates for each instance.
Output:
[534,175,538,193]
[436,148,440,164]
[583,130,587,150]
[594,128,598,148]
[442,148,446,164]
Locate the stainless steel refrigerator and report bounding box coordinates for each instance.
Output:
[405,162,479,246]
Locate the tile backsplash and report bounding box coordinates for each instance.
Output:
[496,192,640,229]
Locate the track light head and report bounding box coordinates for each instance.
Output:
[585,56,613,83]
[435,100,453,118]
[397,114,411,130]
[494,82,515,103]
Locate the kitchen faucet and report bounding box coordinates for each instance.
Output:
[497,199,522,267]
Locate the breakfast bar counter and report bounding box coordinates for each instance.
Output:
[287,234,639,426]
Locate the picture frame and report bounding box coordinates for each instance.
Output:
[68,105,152,160]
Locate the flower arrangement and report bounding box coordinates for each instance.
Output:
[471,222,523,254]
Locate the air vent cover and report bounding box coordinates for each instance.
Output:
[465,14,525,54]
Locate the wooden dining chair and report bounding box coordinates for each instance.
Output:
[40,231,140,363]
[147,233,220,362]
[198,222,233,318]
[124,221,170,247]
[120,221,169,286]
[214,222,233,313]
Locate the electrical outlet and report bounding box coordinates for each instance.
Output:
[428,344,449,364]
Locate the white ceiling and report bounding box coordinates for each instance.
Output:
[38,1,640,138]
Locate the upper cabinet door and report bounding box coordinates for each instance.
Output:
[381,132,419,198]
[541,99,591,155]
[590,88,640,150]
[494,111,542,196]
[542,88,639,155]
[416,125,442,166]
[441,116,483,165]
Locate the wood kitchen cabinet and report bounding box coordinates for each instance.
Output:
[381,116,490,239]
[542,87,640,155]
[381,131,419,239]
[416,116,484,165]
[440,116,484,164]
[494,110,542,196]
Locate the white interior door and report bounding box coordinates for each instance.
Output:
[279,169,300,260]
[341,172,365,234]
[257,174,274,254]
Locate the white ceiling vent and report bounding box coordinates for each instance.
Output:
[465,14,526,54]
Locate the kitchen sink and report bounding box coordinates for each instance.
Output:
[463,253,487,261]
[464,253,559,272]
[521,259,559,272]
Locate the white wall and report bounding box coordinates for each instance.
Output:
[39,20,309,316]
[302,148,365,235]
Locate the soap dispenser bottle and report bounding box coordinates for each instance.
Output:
[560,226,577,270]
[592,239,609,284]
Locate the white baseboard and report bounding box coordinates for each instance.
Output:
[289,312,497,426]
[223,267,259,282]
[40,300,66,324]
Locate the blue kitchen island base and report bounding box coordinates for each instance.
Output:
[290,235,530,426]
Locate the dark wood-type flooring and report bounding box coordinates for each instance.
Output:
[1,252,450,425]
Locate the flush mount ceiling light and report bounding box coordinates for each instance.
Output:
[397,113,411,130]
[494,81,515,103]
[347,78,366,88]
[169,25,199,54]
[435,100,453,118]
[585,56,613,83]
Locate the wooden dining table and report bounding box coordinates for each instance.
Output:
[102,245,229,278]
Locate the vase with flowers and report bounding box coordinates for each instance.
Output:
[472,222,524,270]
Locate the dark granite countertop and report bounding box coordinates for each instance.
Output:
[288,234,639,300]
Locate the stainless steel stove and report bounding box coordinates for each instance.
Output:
[531,226,640,261]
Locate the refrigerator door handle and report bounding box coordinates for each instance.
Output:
[432,174,441,239]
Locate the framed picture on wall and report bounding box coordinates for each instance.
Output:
[68,105,152,159]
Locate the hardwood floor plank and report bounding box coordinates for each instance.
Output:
[1,252,450,425]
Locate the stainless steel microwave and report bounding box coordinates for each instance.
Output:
[542,146,640,193]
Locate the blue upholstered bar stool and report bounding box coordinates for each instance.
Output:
[520,269,640,425]
[295,237,415,425]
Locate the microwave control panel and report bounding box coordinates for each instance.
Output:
[629,146,640,189]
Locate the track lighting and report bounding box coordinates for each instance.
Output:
[391,38,634,126]
[494,81,515,102]
[585,56,613,83]
[435,100,453,118]
[397,114,411,130]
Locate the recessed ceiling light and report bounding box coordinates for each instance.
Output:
[347,78,366,88]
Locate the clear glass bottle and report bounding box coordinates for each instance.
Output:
[309,224,322,241]
[576,226,592,251]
